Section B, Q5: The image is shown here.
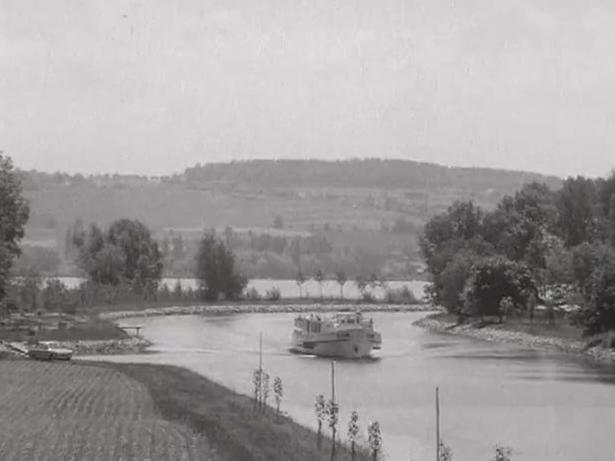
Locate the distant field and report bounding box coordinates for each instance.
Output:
[0,361,211,461]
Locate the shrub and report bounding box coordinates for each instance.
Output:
[245,287,261,301]
[265,287,281,301]
[384,286,419,304]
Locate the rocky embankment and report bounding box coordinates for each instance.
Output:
[414,315,615,364]
[100,302,434,321]
[1,337,151,357]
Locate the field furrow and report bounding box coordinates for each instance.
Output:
[0,360,211,461]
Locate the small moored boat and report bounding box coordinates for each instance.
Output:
[290,312,381,358]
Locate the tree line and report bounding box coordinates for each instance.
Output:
[421,173,615,335]
[0,153,249,313]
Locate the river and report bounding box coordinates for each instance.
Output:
[52,277,428,301]
[87,312,615,461]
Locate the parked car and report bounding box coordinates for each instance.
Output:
[28,341,73,361]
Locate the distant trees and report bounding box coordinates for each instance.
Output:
[71,219,163,295]
[195,233,246,301]
[0,153,30,307]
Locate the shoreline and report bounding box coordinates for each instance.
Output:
[99,302,434,321]
[414,314,615,364]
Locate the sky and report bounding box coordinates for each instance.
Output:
[1,0,615,178]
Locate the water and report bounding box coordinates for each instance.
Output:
[86,312,615,461]
[52,277,429,300]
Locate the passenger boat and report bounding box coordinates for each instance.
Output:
[290,312,381,358]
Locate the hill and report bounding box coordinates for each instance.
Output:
[15,159,561,279]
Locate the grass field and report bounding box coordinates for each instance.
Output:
[0,360,212,461]
[0,359,369,461]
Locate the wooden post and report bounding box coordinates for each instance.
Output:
[436,387,440,461]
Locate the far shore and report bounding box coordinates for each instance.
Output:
[99,301,436,321]
[414,313,615,364]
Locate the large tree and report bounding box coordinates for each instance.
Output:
[0,154,30,304]
[196,233,246,301]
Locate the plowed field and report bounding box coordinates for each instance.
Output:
[0,360,211,461]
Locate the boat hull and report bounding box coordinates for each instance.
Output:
[291,328,378,359]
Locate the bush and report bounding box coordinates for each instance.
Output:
[245,287,261,301]
[361,291,375,302]
[265,287,281,301]
[384,286,419,304]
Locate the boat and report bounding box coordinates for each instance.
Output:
[27,341,73,361]
[290,312,382,358]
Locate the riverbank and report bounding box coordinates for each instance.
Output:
[100,301,435,321]
[414,313,615,363]
[0,357,368,461]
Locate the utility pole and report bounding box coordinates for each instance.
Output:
[436,386,440,461]
[259,332,263,372]
[331,360,336,401]
[331,360,337,461]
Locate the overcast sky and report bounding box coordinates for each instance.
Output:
[2,0,615,178]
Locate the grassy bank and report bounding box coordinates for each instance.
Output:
[415,312,615,363]
[0,357,368,461]
[102,362,370,461]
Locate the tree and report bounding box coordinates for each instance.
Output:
[253,368,262,410]
[335,270,347,299]
[0,153,30,307]
[555,176,599,246]
[439,440,453,461]
[367,421,383,461]
[437,250,480,314]
[196,233,247,301]
[326,398,339,460]
[273,376,283,419]
[262,371,270,412]
[315,394,326,449]
[463,257,536,320]
[314,269,324,299]
[355,275,368,297]
[296,270,305,298]
[223,225,234,247]
[42,279,74,312]
[482,183,557,262]
[576,256,615,335]
[347,411,360,461]
[73,219,163,294]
